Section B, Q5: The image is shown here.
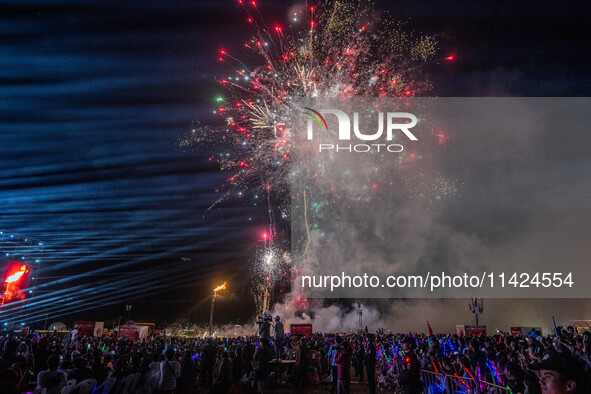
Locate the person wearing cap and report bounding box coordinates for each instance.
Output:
[273,316,284,361]
[530,352,586,393]
[398,337,422,394]
[257,315,271,341]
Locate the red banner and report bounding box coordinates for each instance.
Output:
[118,325,140,340]
[457,325,487,337]
[290,324,313,337]
[466,325,487,337]
[73,321,95,337]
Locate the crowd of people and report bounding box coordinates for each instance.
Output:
[0,318,588,394]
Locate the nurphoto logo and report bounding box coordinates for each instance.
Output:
[303,107,418,153]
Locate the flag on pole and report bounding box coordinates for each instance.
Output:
[427,321,434,337]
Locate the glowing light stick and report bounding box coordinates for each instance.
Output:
[376,343,392,366]
[453,373,470,389]
[464,367,476,381]
[552,316,559,338]
[447,339,455,350]
[491,361,503,385]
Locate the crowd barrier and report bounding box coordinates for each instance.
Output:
[420,370,512,394]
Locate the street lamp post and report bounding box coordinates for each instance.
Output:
[209,282,227,335]
[125,304,132,322]
[357,302,363,333]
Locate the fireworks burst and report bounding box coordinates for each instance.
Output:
[252,244,291,314]
[181,0,450,213]
[182,0,455,312]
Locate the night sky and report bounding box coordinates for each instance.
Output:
[1,0,590,327]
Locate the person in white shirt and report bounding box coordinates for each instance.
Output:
[70,327,79,344]
[158,349,180,393]
[147,353,161,390]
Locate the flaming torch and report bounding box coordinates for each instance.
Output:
[209,282,227,335]
[6,265,28,284]
[0,265,29,319]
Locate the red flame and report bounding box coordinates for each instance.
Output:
[6,265,28,283]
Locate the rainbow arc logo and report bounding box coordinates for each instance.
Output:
[303,107,328,132]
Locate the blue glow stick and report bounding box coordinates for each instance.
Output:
[552,316,559,338]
